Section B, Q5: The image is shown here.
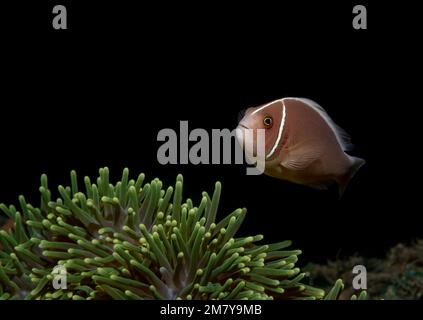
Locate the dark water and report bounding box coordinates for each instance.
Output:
[0,2,418,266]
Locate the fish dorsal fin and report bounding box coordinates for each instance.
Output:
[284,97,354,152]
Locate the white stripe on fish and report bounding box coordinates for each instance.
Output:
[266,101,286,159]
[251,98,284,115]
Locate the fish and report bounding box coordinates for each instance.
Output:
[236,97,365,197]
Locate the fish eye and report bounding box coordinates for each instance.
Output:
[263,116,273,128]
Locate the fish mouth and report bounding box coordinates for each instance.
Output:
[238,124,249,130]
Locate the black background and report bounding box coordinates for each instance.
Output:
[0,1,420,269]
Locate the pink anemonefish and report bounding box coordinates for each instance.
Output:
[236,97,365,197]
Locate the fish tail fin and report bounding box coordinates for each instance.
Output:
[337,156,366,199]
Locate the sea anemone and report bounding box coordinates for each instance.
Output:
[0,167,356,300]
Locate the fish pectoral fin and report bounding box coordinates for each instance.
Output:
[280,151,321,171]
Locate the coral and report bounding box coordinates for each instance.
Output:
[0,167,328,300]
[306,240,423,300]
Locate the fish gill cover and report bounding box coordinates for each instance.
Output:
[0,167,365,300]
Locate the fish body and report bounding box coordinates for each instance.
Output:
[237,97,365,197]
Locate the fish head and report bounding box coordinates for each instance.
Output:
[236,100,285,161]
